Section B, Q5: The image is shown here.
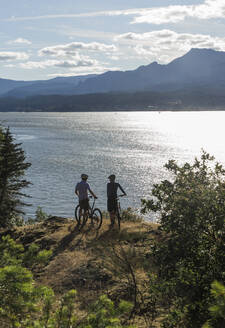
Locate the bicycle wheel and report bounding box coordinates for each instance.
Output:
[74,205,80,223]
[75,205,87,227]
[79,211,88,228]
[92,208,102,230]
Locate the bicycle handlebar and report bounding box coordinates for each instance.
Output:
[117,194,126,198]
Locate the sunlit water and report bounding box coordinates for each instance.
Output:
[1,111,224,221]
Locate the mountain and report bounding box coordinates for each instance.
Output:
[0,78,32,96]
[73,48,225,94]
[1,48,225,99]
[0,74,97,98]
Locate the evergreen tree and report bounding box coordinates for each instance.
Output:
[0,126,31,227]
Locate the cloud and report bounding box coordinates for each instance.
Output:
[4,10,138,22]
[47,65,120,77]
[132,0,225,24]
[20,56,98,69]
[116,30,176,41]
[8,38,32,45]
[38,42,117,57]
[0,51,29,61]
[118,29,225,50]
[116,29,225,63]
[4,0,225,25]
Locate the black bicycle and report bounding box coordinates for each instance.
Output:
[75,196,102,230]
[115,195,126,230]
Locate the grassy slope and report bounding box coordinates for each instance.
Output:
[0,216,160,327]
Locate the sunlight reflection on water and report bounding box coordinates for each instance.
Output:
[1,111,225,221]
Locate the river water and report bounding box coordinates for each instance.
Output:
[1,111,224,220]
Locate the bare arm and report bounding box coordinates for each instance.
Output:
[118,184,126,196]
[75,184,79,197]
[90,189,97,199]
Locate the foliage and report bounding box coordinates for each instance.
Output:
[0,235,136,327]
[84,294,134,328]
[202,281,225,328]
[0,235,52,327]
[141,151,225,327]
[121,208,143,223]
[99,242,157,327]
[27,206,49,225]
[1,89,225,112]
[35,206,49,221]
[0,126,31,228]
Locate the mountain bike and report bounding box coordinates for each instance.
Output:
[75,196,102,230]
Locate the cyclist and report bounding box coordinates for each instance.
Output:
[75,174,97,218]
[107,174,126,228]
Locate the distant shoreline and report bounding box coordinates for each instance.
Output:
[1,108,225,112]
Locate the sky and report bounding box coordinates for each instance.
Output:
[1,0,225,81]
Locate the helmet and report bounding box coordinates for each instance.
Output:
[81,173,88,179]
[108,174,116,180]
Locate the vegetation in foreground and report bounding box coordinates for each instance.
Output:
[0,125,224,327]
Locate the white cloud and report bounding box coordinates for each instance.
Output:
[4,0,225,25]
[39,42,117,57]
[47,65,120,77]
[8,38,32,45]
[116,29,225,63]
[0,51,29,61]
[116,30,176,41]
[20,57,98,69]
[4,64,16,68]
[118,29,225,50]
[132,0,225,25]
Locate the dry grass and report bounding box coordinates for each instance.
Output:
[1,215,161,327]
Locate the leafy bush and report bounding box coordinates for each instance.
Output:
[35,206,49,221]
[142,151,225,327]
[0,236,136,327]
[203,281,225,328]
[0,235,52,327]
[84,294,135,328]
[121,208,143,223]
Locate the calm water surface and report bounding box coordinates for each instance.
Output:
[1,111,225,220]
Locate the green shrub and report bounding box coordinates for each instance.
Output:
[203,281,225,328]
[121,208,143,223]
[142,151,225,327]
[85,294,135,328]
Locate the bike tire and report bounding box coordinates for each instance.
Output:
[79,212,88,228]
[92,208,103,230]
[75,205,88,227]
[75,204,80,223]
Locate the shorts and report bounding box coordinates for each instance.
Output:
[107,198,117,213]
[79,199,89,211]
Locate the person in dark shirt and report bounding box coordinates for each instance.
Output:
[107,174,126,227]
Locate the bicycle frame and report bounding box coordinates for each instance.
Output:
[88,196,96,217]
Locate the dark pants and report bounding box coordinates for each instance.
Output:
[107,198,117,213]
[79,199,89,211]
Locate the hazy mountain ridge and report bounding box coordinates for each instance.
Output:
[0,74,97,98]
[73,48,225,94]
[1,48,225,110]
[1,48,225,99]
